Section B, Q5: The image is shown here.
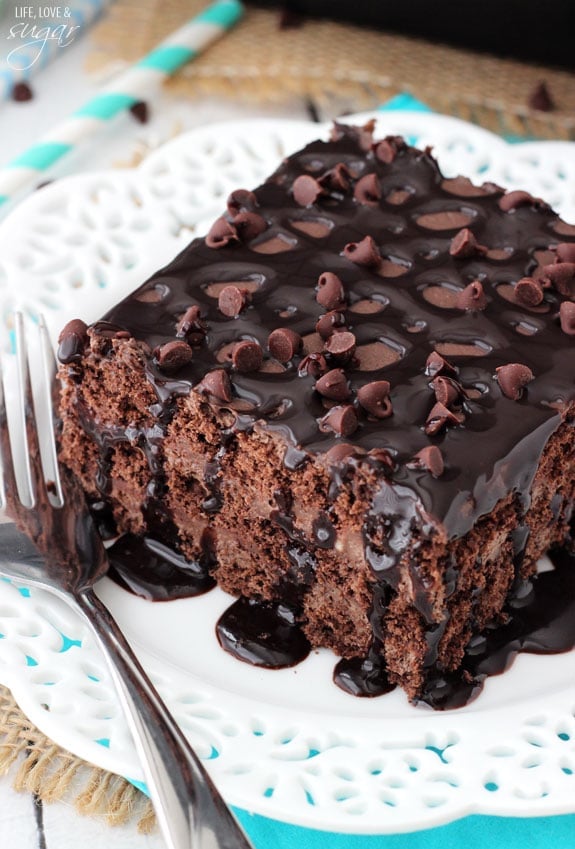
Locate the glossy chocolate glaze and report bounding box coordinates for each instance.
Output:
[95,124,575,540]
[61,122,575,706]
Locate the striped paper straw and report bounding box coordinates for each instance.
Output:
[0,0,243,208]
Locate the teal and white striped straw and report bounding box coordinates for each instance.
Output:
[0,0,243,208]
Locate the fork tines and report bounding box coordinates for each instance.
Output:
[0,313,63,516]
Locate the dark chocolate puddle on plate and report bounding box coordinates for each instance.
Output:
[107,539,575,710]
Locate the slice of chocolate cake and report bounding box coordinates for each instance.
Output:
[56,121,575,707]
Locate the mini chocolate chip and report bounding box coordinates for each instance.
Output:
[196,368,233,402]
[268,327,302,362]
[329,122,348,142]
[514,277,544,306]
[449,228,484,258]
[324,330,356,362]
[409,445,444,477]
[540,262,575,297]
[554,220,575,237]
[315,310,346,339]
[559,301,575,335]
[232,340,263,372]
[316,271,346,309]
[293,175,324,206]
[58,318,87,344]
[12,81,33,102]
[218,285,248,317]
[176,305,206,344]
[319,162,351,192]
[432,376,461,406]
[496,363,534,400]
[325,443,357,463]
[374,137,403,164]
[155,340,193,373]
[498,190,538,212]
[455,280,487,311]
[343,235,380,267]
[425,402,463,435]
[357,380,392,419]
[57,319,88,364]
[528,81,555,112]
[357,119,377,151]
[206,217,238,248]
[320,404,358,437]
[354,173,381,205]
[299,352,328,378]
[129,100,149,123]
[227,189,258,216]
[330,120,375,151]
[425,351,458,378]
[555,243,575,264]
[481,181,505,195]
[315,368,351,401]
[232,211,268,241]
[176,305,201,332]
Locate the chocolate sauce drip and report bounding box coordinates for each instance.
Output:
[104,530,575,707]
[333,653,395,698]
[89,499,118,541]
[334,584,395,696]
[202,447,226,513]
[334,548,575,708]
[312,512,336,548]
[107,534,215,600]
[215,597,311,668]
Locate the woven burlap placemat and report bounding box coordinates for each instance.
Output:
[0,685,155,831]
[86,0,575,139]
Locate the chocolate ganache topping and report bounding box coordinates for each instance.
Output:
[58,121,575,706]
[74,121,575,539]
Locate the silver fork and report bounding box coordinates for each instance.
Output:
[0,312,254,849]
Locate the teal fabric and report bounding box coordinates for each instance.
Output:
[234,809,575,849]
[378,93,434,113]
[378,91,535,142]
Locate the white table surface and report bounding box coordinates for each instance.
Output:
[0,13,312,849]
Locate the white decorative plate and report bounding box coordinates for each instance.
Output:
[0,111,574,836]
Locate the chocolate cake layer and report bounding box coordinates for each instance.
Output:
[57,121,575,704]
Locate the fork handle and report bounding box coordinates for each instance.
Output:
[75,587,254,849]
